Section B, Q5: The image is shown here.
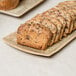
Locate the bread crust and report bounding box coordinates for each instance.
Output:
[58,2,76,30]
[43,8,66,41]
[17,1,76,50]
[57,4,75,32]
[0,0,19,10]
[54,6,72,36]
[27,14,57,45]
[17,23,52,50]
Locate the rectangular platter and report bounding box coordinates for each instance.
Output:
[3,31,76,57]
[0,0,44,17]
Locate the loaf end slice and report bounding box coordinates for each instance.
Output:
[17,23,52,50]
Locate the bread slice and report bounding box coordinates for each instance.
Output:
[47,7,67,37]
[43,8,66,40]
[54,6,72,36]
[39,16,57,45]
[50,17,62,43]
[28,14,57,46]
[58,3,75,32]
[58,1,76,30]
[17,22,52,50]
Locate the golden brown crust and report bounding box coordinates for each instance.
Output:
[0,0,20,10]
[54,6,72,37]
[17,23,52,50]
[58,1,76,30]
[43,9,65,42]
[17,1,76,50]
[27,14,57,46]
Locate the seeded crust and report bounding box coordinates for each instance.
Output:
[59,1,76,13]
[0,0,19,10]
[50,17,63,43]
[57,6,74,33]
[46,7,68,37]
[54,6,72,37]
[27,14,57,46]
[58,1,76,30]
[31,13,63,43]
[17,1,76,50]
[57,4,75,32]
[59,1,76,6]
[17,23,52,50]
[42,14,63,43]
[43,8,66,41]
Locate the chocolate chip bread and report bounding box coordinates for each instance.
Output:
[17,1,76,50]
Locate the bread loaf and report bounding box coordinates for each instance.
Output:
[17,1,76,50]
[0,0,19,10]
